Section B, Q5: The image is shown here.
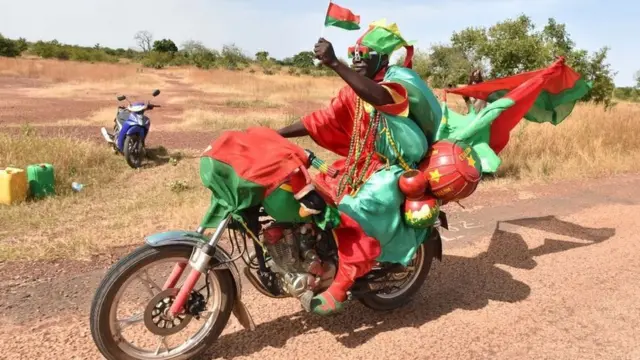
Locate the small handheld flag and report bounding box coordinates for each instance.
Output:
[314,1,361,67]
[324,2,361,30]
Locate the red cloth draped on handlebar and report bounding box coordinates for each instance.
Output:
[202,127,309,197]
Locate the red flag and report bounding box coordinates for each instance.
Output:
[445,57,592,153]
[324,2,360,30]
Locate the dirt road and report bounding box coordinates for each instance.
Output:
[1,174,640,359]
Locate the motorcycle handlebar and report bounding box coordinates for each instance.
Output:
[305,149,338,178]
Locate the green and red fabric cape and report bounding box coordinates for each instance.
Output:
[444,57,592,154]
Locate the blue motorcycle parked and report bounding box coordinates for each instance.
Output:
[101,89,161,168]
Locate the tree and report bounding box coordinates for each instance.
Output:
[219,43,250,69]
[181,40,206,54]
[15,37,28,53]
[134,30,153,52]
[292,51,315,68]
[180,40,220,69]
[255,50,269,63]
[417,15,615,106]
[635,70,640,89]
[424,45,473,87]
[541,18,574,57]
[450,27,487,67]
[481,15,548,77]
[153,38,178,53]
[575,47,616,107]
[0,34,21,57]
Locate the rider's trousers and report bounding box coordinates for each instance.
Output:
[325,212,380,302]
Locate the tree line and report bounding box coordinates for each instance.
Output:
[1,14,639,106]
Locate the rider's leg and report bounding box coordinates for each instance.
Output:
[311,212,380,315]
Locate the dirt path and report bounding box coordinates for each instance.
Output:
[1,175,640,359]
[0,74,221,150]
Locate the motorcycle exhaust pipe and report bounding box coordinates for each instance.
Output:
[168,215,232,317]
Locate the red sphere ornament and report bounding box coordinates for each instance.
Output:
[403,193,441,229]
[398,169,428,199]
[418,139,482,203]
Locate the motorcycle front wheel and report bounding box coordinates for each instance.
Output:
[123,135,144,169]
[89,244,235,360]
[358,239,437,311]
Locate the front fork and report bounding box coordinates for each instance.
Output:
[167,215,232,317]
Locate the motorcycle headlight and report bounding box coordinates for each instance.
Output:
[136,114,144,126]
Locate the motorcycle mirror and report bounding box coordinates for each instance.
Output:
[152,89,160,97]
[117,95,126,101]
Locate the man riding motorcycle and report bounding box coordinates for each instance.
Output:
[277,19,442,315]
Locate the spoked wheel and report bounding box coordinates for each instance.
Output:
[124,135,144,169]
[90,244,235,360]
[358,239,436,311]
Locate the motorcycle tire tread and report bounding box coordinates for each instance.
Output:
[123,135,143,169]
[89,244,235,360]
[357,240,437,311]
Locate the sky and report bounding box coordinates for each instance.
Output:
[0,0,637,86]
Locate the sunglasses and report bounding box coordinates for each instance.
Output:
[347,45,377,61]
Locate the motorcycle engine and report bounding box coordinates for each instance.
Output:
[262,223,336,299]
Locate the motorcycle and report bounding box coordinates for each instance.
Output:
[89,147,447,360]
[100,89,161,169]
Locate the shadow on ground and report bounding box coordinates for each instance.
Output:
[142,146,195,168]
[202,215,615,359]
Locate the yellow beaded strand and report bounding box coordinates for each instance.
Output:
[380,118,411,171]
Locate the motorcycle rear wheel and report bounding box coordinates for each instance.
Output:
[89,244,235,360]
[358,239,437,311]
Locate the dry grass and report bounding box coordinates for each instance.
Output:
[0,131,127,196]
[161,108,297,131]
[0,135,330,262]
[50,107,116,126]
[1,58,640,261]
[0,57,138,83]
[184,67,342,103]
[497,102,640,180]
[0,57,166,99]
[0,148,206,261]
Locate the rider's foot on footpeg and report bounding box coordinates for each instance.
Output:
[310,292,344,316]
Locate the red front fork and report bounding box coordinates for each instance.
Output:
[162,262,187,290]
[169,269,202,316]
[166,216,232,317]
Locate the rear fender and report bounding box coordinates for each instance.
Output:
[431,210,447,261]
[144,230,256,331]
[430,227,444,262]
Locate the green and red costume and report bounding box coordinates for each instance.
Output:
[198,19,443,315]
[300,19,443,313]
[197,20,591,316]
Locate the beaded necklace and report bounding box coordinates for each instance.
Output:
[336,97,381,198]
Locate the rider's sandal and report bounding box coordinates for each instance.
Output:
[310,292,345,316]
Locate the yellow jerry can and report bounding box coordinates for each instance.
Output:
[0,167,28,205]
